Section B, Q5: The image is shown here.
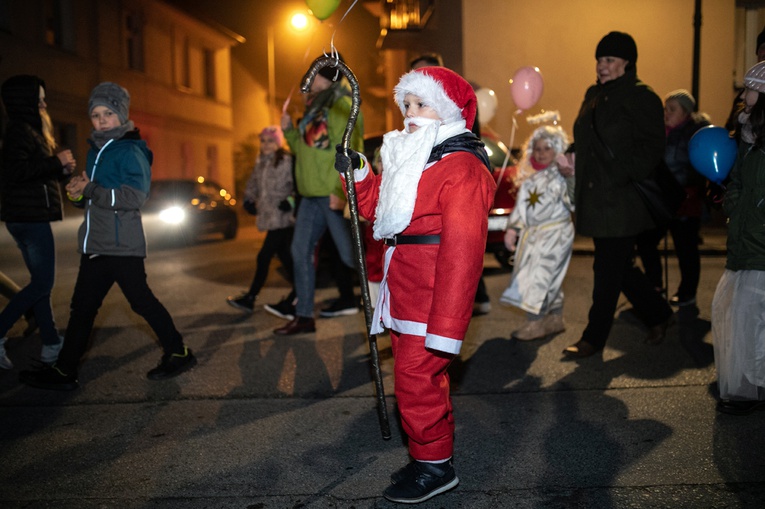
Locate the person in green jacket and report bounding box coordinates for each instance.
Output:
[564,32,674,359]
[272,54,365,335]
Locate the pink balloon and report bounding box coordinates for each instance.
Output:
[510,67,544,110]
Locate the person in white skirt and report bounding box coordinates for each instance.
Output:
[500,125,575,340]
[712,60,765,415]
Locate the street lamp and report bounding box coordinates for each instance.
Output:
[267,11,311,123]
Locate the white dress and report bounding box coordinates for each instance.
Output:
[712,269,765,400]
[500,163,574,315]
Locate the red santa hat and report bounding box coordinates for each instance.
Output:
[394,67,477,130]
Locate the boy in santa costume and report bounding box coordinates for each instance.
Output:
[335,66,496,503]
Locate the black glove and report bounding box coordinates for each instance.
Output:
[278,199,292,212]
[334,144,361,174]
[705,181,725,210]
[243,200,257,216]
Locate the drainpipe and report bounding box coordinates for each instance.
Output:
[692,0,702,110]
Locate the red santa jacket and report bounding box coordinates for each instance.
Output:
[349,151,496,354]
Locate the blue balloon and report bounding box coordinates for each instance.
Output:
[688,126,737,184]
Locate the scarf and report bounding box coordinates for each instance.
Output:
[90,120,135,149]
[529,156,549,171]
[298,83,350,148]
[374,119,471,240]
[427,132,491,171]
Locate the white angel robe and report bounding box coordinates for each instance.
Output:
[500,163,574,315]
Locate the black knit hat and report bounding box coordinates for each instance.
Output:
[596,31,638,69]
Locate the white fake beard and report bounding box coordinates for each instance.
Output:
[374,118,439,240]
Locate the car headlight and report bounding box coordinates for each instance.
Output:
[159,206,186,224]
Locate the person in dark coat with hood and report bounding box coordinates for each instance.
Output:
[564,32,674,359]
[0,75,76,369]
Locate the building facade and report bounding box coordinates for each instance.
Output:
[0,0,242,190]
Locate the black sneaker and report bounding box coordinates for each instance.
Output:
[319,298,359,318]
[19,364,79,391]
[716,399,765,415]
[147,347,197,381]
[383,460,459,504]
[390,461,419,484]
[264,295,296,321]
[226,293,255,314]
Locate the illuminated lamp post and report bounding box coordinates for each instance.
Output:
[268,11,310,123]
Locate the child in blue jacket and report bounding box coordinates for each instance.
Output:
[20,82,196,390]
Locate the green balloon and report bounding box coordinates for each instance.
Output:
[306,0,341,21]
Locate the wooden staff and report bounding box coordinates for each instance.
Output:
[300,55,391,440]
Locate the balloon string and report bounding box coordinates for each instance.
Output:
[336,0,359,26]
[495,114,519,199]
[325,0,359,80]
[499,114,519,172]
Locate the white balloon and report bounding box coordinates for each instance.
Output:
[475,88,498,124]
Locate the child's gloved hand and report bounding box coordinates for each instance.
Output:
[278,199,292,212]
[334,145,361,174]
[504,229,518,252]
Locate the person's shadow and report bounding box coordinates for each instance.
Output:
[447,326,676,508]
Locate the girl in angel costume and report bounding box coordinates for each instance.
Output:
[500,125,575,341]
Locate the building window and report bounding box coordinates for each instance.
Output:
[181,37,191,89]
[43,0,75,51]
[206,144,219,181]
[181,142,193,178]
[125,10,145,72]
[204,49,216,99]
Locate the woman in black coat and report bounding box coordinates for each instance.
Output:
[0,75,75,368]
[564,32,674,359]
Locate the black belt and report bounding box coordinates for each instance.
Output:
[383,234,440,246]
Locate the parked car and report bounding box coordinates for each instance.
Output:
[143,177,238,243]
[362,133,518,269]
[482,136,518,269]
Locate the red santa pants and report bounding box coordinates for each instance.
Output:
[391,331,455,461]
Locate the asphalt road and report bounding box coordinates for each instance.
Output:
[0,217,763,508]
